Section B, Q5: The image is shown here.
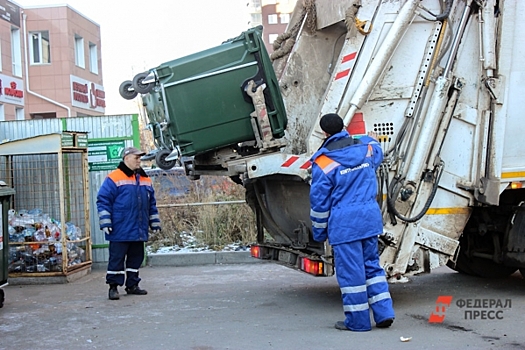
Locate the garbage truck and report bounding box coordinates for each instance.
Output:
[119,0,525,281]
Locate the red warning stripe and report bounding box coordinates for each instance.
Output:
[341,52,357,63]
[335,52,357,81]
[335,69,350,80]
[281,156,299,167]
[300,161,311,169]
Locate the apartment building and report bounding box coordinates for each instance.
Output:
[247,0,298,53]
[0,0,104,121]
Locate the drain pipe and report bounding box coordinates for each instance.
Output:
[22,12,71,118]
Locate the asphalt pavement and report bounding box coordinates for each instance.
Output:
[1,253,524,350]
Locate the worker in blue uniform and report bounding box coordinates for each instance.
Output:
[309,113,395,331]
[97,146,161,300]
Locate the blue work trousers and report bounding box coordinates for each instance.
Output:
[106,241,145,288]
[333,236,395,331]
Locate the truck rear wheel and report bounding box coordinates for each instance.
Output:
[463,255,517,278]
[454,234,517,278]
[0,288,4,308]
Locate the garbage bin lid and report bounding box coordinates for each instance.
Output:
[0,186,15,196]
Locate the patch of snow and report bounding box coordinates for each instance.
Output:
[147,231,250,255]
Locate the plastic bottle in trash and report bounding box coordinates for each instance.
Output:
[34,228,46,242]
[66,222,77,240]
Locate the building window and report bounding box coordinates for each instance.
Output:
[249,0,261,10]
[280,13,290,24]
[269,34,279,44]
[0,105,4,121]
[31,112,56,119]
[15,107,24,120]
[11,27,22,76]
[89,42,98,74]
[268,14,278,24]
[75,34,85,68]
[29,31,50,64]
[251,13,262,25]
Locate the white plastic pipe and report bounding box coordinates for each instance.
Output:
[340,0,420,126]
[306,0,420,155]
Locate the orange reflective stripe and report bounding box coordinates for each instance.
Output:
[314,155,340,174]
[366,144,373,157]
[315,155,334,169]
[139,179,152,186]
[108,169,131,182]
[108,169,152,185]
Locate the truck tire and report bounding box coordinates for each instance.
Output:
[454,235,517,278]
[451,249,478,276]
[132,72,154,94]
[0,289,4,308]
[155,149,176,170]
[119,80,138,100]
[467,258,517,278]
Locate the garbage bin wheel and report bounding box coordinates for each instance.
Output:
[133,72,154,94]
[155,149,177,170]
[0,288,4,308]
[119,80,138,100]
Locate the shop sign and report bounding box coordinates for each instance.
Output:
[70,75,106,113]
[76,134,88,148]
[88,140,125,171]
[61,133,74,147]
[0,0,20,27]
[0,74,24,106]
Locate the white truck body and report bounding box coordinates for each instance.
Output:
[129,0,525,280]
[252,0,525,280]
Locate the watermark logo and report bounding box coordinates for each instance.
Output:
[429,296,453,323]
[457,298,511,320]
[429,296,512,323]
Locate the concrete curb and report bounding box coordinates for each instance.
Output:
[146,251,261,267]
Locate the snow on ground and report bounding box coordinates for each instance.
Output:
[146,232,249,254]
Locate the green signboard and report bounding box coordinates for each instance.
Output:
[76,134,88,148]
[88,140,125,171]
[61,133,74,147]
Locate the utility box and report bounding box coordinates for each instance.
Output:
[149,26,287,156]
[0,186,15,307]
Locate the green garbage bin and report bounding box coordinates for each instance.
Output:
[148,26,287,157]
[0,186,15,308]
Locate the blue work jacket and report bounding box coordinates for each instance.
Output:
[97,162,161,242]
[309,130,383,245]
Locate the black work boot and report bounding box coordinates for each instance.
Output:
[108,284,120,300]
[376,318,394,328]
[335,321,350,330]
[125,285,148,295]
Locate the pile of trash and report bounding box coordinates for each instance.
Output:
[7,209,85,273]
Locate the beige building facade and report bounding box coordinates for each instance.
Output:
[247,0,297,53]
[0,0,104,121]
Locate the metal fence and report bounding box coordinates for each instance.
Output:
[0,115,138,263]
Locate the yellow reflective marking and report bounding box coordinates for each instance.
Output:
[425,208,470,215]
[379,195,470,215]
[502,171,525,179]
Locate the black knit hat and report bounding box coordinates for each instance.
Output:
[320,113,344,135]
